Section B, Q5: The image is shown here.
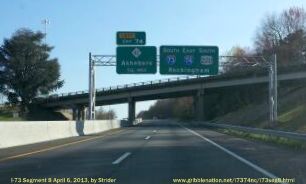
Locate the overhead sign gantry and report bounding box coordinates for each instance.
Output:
[88,31,277,125]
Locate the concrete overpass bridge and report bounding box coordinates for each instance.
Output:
[35,68,306,123]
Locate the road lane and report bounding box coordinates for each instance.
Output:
[110,120,272,184]
[0,126,154,183]
[183,123,306,184]
[0,120,288,184]
[181,125,280,179]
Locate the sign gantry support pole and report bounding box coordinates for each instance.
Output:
[88,52,96,120]
[87,54,116,120]
[274,54,278,123]
[269,53,278,125]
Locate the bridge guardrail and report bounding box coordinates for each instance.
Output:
[37,63,306,101]
[201,122,306,141]
[40,75,204,100]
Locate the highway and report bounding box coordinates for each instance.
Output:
[0,120,303,184]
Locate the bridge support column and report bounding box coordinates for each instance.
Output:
[77,108,81,121]
[81,107,86,121]
[77,106,86,121]
[194,89,205,121]
[72,108,78,120]
[128,98,135,125]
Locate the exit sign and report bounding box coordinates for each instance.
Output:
[116,46,157,74]
[160,46,219,75]
[116,31,146,45]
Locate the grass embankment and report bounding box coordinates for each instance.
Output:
[0,105,68,121]
[277,104,306,132]
[213,85,306,133]
[216,128,306,151]
[206,84,306,150]
[0,110,23,121]
[0,106,24,121]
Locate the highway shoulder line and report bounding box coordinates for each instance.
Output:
[112,152,131,165]
[180,125,288,184]
[0,130,124,163]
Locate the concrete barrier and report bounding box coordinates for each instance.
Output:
[0,120,127,149]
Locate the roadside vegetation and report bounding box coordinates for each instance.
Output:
[0,29,63,119]
[0,107,23,121]
[213,83,306,132]
[137,97,194,120]
[216,128,306,151]
[0,104,68,121]
[95,107,117,120]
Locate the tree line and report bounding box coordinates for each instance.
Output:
[137,97,194,120]
[95,107,117,120]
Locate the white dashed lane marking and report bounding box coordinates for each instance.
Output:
[112,152,131,165]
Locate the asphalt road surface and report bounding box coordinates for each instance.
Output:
[0,120,297,184]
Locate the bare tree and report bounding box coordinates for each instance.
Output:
[282,7,306,35]
[222,46,255,73]
[255,6,306,61]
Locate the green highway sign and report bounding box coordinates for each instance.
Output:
[116,31,146,45]
[116,46,157,74]
[159,46,219,75]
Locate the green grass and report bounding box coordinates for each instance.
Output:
[213,85,306,133]
[277,105,306,132]
[0,111,24,121]
[0,105,68,121]
[218,128,306,150]
[0,117,23,121]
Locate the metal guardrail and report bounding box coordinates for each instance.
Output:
[201,122,306,141]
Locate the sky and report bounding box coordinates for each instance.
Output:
[1,0,306,119]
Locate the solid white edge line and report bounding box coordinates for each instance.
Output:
[180,125,288,184]
[145,136,151,140]
[112,152,131,165]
